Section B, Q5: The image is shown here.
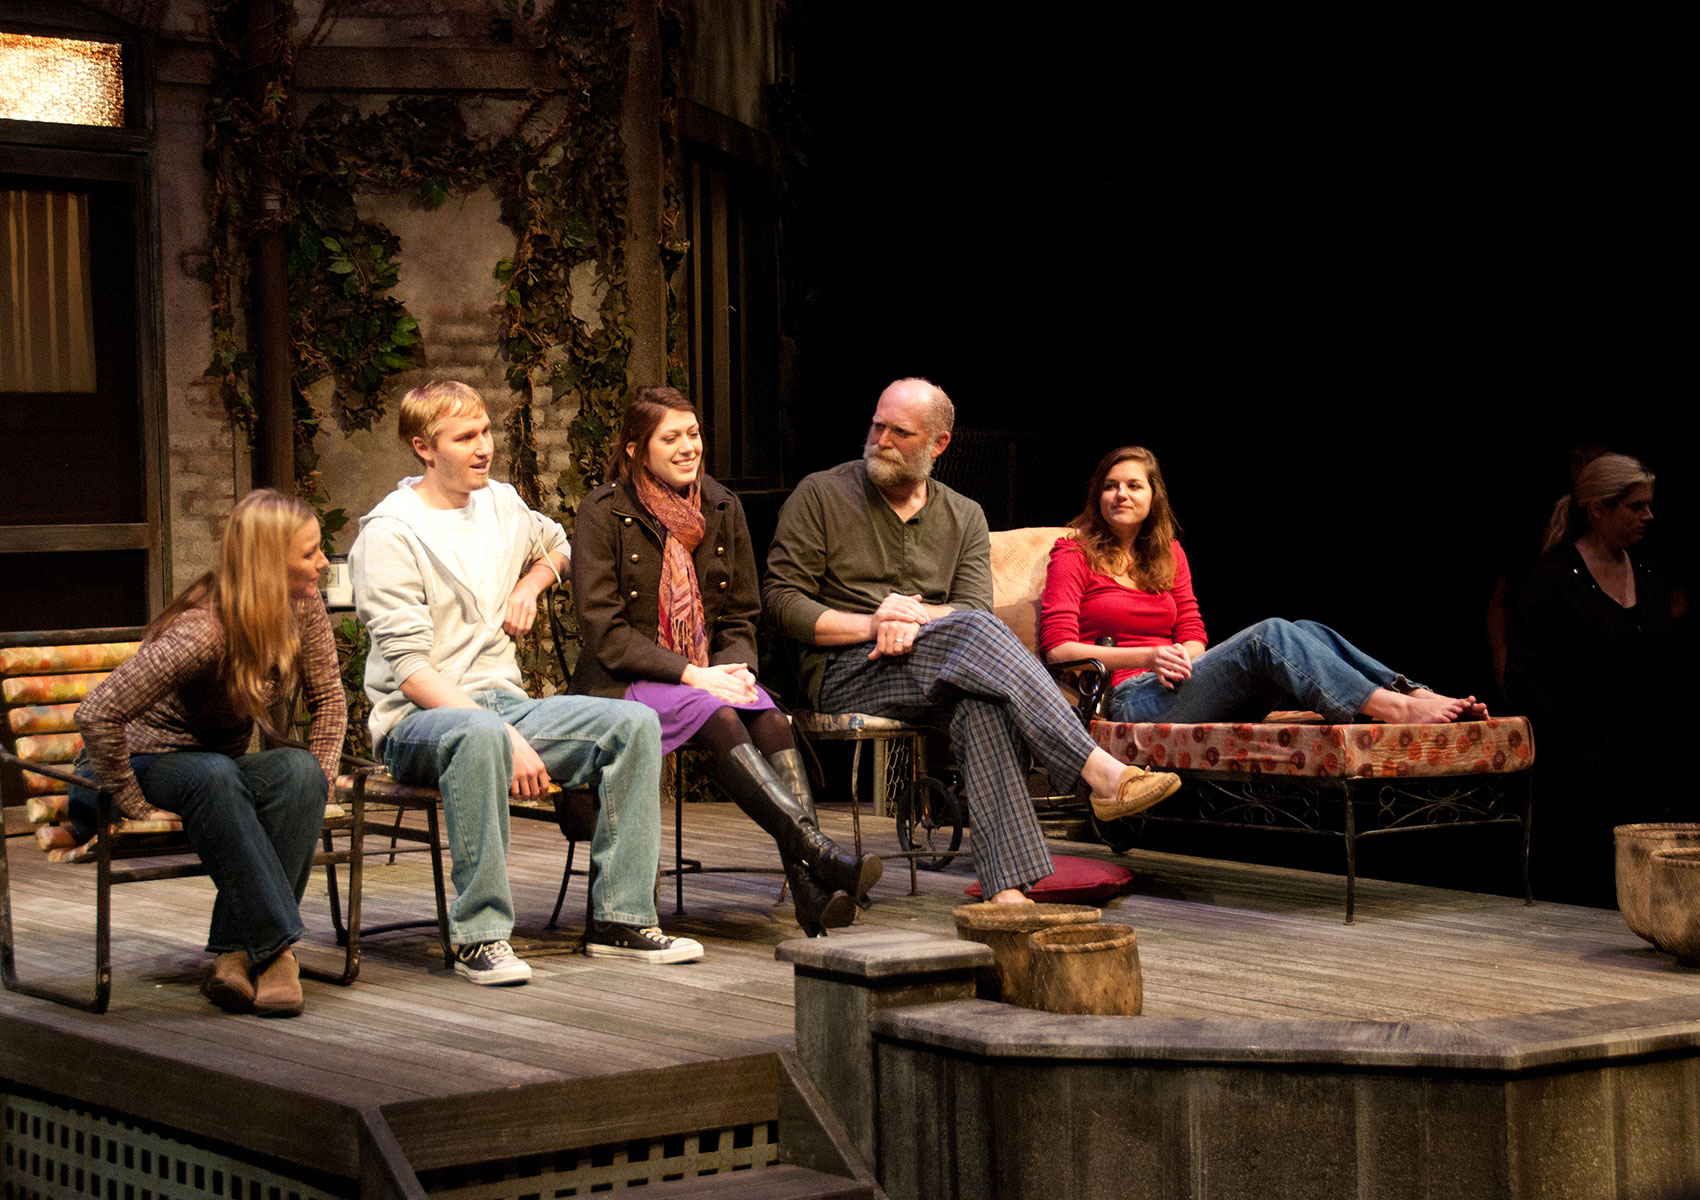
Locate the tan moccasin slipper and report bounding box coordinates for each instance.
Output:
[1090,765,1181,822]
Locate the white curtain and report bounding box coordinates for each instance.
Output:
[1,188,98,393]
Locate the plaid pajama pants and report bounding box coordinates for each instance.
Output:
[817,608,1098,895]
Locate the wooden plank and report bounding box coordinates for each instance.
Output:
[379,1055,782,1170]
[6,795,1700,1190]
[0,523,153,553]
[0,1008,373,1175]
[643,1165,872,1199]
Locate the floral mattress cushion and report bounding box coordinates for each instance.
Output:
[1091,714,1535,779]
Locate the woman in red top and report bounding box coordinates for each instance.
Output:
[1039,446,1485,726]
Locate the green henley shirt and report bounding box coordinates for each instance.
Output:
[763,460,993,707]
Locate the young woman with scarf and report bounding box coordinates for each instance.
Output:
[571,387,881,935]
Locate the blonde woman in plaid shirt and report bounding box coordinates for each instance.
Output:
[74,489,345,1017]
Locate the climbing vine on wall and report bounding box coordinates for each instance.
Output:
[488,2,635,519]
[657,0,688,391]
[201,0,679,689]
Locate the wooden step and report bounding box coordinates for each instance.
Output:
[643,1164,875,1198]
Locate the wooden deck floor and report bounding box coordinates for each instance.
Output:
[5,799,1698,1177]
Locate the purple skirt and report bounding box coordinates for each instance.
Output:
[625,680,777,755]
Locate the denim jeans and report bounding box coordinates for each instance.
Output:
[382,690,663,943]
[85,749,327,964]
[1109,618,1417,725]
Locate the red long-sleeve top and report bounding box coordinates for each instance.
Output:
[1037,537,1209,688]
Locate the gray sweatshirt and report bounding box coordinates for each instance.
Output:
[349,477,569,750]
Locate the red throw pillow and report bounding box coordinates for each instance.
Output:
[964,854,1135,904]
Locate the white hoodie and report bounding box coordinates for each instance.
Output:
[349,477,569,750]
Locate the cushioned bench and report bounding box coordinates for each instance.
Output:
[1089,712,1536,921]
[985,526,1537,923]
[1,627,366,1011]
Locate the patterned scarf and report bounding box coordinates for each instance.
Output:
[632,468,710,668]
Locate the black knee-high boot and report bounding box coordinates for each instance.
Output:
[766,747,882,908]
[764,749,853,935]
[711,745,883,914]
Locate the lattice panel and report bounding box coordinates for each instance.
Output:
[415,1121,780,1198]
[1,1095,344,1200]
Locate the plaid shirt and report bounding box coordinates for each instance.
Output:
[75,598,345,816]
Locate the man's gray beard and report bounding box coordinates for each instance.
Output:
[864,443,933,489]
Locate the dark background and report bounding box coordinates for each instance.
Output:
[778,7,1695,708]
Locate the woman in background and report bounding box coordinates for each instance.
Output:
[74,489,344,1016]
[1508,453,1684,904]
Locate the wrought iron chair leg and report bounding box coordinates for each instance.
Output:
[301,785,364,986]
[0,815,15,994]
[549,842,577,929]
[323,822,347,945]
[424,802,452,964]
[675,787,686,917]
[904,734,919,895]
[1342,778,1358,925]
[848,740,864,860]
[0,819,109,1010]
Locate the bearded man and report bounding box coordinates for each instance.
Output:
[763,377,1179,903]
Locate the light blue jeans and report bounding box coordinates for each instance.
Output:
[1108,618,1418,725]
[382,690,663,943]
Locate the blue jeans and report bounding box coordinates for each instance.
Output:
[76,749,326,964]
[381,690,663,943]
[1109,618,1417,725]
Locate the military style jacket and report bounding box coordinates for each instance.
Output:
[569,474,762,698]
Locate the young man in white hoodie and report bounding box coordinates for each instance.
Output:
[351,381,703,984]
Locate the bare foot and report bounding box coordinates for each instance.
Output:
[1362,688,1471,724]
[1409,687,1491,721]
[988,888,1033,904]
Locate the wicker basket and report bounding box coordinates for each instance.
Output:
[952,902,1101,1007]
[1616,824,1700,949]
[1027,922,1142,1016]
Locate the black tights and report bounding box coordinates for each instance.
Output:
[692,706,794,760]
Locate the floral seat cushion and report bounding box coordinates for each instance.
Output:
[1091,714,1535,779]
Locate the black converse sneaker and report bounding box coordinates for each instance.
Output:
[584,921,704,964]
[451,939,533,985]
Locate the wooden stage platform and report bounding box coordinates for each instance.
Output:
[5,800,1700,1198]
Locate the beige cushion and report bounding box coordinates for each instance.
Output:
[989,527,1072,656]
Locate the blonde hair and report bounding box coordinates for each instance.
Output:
[1066,446,1181,591]
[147,489,317,725]
[1542,453,1655,552]
[398,380,488,465]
